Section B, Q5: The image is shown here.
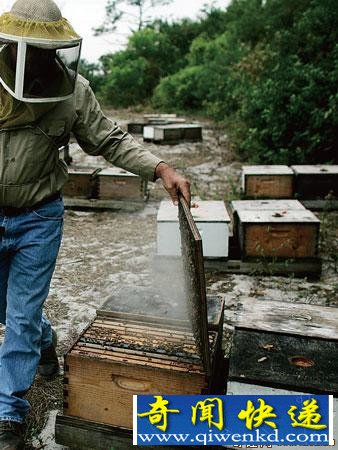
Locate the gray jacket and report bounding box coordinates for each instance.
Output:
[0,75,162,208]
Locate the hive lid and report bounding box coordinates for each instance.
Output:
[229,329,338,394]
[99,167,138,177]
[231,199,306,212]
[291,165,338,175]
[242,165,293,175]
[157,200,230,223]
[237,209,320,224]
[178,194,211,375]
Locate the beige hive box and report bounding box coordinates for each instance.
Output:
[62,167,99,199]
[235,207,320,258]
[242,165,294,198]
[98,167,148,201]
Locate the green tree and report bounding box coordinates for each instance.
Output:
[93,0,172,34]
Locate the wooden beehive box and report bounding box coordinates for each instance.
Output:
[62,167,99,199]
[236,207,320,258]
[127,122,146,134]
[242,165,294,198]
[63,316,222,429]
[62,195,224,430]
[143,124,202,144]
[291,165,338,200]
[98,167,148,201]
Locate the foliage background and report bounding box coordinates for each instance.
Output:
[80,0,338,164]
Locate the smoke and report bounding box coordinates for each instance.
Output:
[100,256,191,324]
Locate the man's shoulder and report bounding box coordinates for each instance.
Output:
[75,74,91,95]
[74,74,94,109]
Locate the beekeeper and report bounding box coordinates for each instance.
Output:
[0,0,190,447]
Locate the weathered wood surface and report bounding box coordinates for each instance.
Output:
[236,209,320,259]
[63,197,146,211]
[63,316,222,428]
[62,168,99,199]
[229,329,338,394]
[55,415,200,450]
[233,298,338,340]
[98,167,148,201]
[242,166,294,199]
[242,223,319,258]
[65,351,207,429]
[231,199,306,212]
[178,194,211,375]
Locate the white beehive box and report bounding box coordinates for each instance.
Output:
[143,125,155,141]
[157,200,231,257]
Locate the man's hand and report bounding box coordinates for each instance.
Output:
[155,162,191,206]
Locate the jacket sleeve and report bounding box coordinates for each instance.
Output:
[71,76,164,181]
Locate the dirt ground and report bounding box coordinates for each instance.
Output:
[0,110,337,449]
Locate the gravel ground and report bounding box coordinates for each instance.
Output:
[0,109,337,449]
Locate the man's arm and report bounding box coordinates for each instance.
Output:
[155,162,191,205]
[71,76,190,204]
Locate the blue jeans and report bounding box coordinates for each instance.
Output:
[0,198,64,423]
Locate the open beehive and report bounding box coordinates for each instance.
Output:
[61,195,224,430]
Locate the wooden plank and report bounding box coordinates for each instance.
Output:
[63,197,146,211]
[231,199,306,212]
[242,165,294,175]
[237,209,320,223]
[72,345,203,371]
[55,414,195,450]
[234,298,338,340]
[178,194,211,375]
[203,257,322,278]
[229,329,338,394]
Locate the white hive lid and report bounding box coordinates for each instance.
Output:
[99,167,137,177]
[242,165,294,175]
[157,200,230,223]
[231,200,306,212]
[237,209,320,224]
[153,123,201,130]
[291,165,338,175]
